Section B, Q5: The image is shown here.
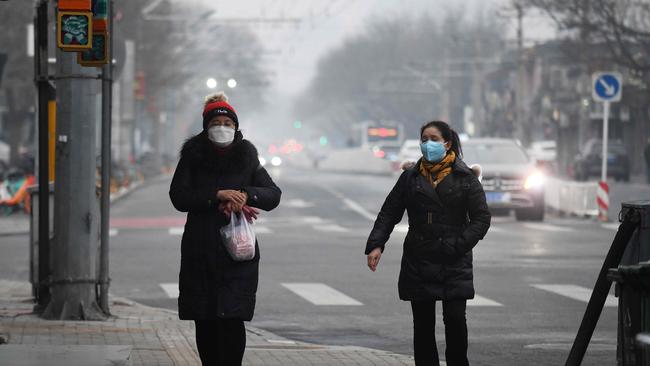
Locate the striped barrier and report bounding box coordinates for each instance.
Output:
[597,181,609,222]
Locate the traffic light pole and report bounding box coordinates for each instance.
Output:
[98,0,113,315]
[34,0,50,310]
[42,22,105,321]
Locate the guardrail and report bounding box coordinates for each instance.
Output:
[545,176,598,217]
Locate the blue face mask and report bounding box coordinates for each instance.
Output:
[420,140,447,162]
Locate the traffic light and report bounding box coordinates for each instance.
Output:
[319,136,328,146]
[293,120,302,129]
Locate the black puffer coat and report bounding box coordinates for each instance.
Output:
[365,158,490,301]
[169,131,281,321]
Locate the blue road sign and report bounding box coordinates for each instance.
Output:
[592,72,622,102]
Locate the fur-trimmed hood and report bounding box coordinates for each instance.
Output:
[180,130,259,173]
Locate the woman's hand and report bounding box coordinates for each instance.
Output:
[367,247,382,272]
[242,206,259,223]
[217,190,247,206]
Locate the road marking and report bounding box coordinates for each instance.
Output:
[282,283,363,306]
[468,295,503,307]
[160,283,179,298]
[313,224,349,233]
[169,227,184,236]
[531,284,617,307]
[601,223,619,231]
[488,226,504,233]
[522,223,574,232]
[394,224,409,233]
[342,198,376,221]
[318,185,377,221]
[254,225,273,234]
[283,199,314,208]
[109,228,118,237]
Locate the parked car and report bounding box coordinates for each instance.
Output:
[463,138,545,221]
[573,139,630,182]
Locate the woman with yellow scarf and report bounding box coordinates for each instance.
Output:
[365,121,491,366]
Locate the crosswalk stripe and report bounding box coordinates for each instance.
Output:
[488,226,504,233]
[523,223,574,232]
[601,223,619,231]
[282,283,363,306]
[313,224,349,233]
[255,225,273,234]
[160,283,179,298]
[531,284,617,307]
[468,295,503,307]
[168,227,184,236]
[394,224,409,233]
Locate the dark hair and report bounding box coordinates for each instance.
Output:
[420,121,463,158]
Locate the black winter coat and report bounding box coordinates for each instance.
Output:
[365,158,490,301]
[169,131,281,321]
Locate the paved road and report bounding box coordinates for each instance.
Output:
[0,166,630,365]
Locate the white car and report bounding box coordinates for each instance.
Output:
[397,139,421,163]
[527,140,556,162]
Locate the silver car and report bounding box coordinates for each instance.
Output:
[463,138,545,221]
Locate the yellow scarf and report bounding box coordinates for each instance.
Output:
[419,151,456,188]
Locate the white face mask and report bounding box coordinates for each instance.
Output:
[208,126,235,147]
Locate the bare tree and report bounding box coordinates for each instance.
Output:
[525,0,650,83]
[0,1,35,165]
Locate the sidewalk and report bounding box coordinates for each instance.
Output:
[0,280,415,365]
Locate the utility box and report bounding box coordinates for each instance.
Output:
[610,200,650,366]
[609,262,650,366]
[28,183,55,300]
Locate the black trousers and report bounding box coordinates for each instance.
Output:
[194,319,246,366]
[411,300,469,366]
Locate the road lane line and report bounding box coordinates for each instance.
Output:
[468,295,503,307]
[318,185,377,221]
[160,283,179,298]
[169,227,184,236]
[313,224,350,233]
[282,283,363,306]
[342,198,376,221]
[522,223,574,232]
[531,284,617,307]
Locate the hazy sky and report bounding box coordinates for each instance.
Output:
[196,0,556,96]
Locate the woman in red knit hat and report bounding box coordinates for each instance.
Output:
[169,92,282,365]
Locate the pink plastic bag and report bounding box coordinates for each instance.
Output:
[220,212,256,261]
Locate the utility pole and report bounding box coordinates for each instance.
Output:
[43,26,105,320]
[34,0,50,311]
[514,1,527,146]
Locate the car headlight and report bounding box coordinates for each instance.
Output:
[524,171,545,190]
[271,156,282,167]
[259,157,267,167]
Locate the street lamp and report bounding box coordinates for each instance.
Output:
[206,78,217,89]
[227,78,237,88]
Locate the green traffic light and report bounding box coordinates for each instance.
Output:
[319,136,328,146]
[293,121,302,129]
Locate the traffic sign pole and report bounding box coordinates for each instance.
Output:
[601,101,610,182]
[591,71,621,222]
